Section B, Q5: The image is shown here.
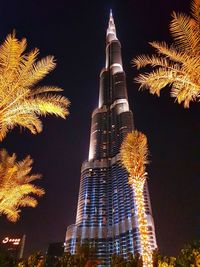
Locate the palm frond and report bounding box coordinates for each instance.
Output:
[0,32,22,73]
[0,206,19,222]
[16,155,33,169]
[15,184,45,196]
[191,0,200,22]
[0,125,8,142]
[170,12,200,54]
[0,149,10,163]
[135,68,177,96]
[26,95,70,118]
[26,174,42,183]
[132,54,171,69]
[24,56,56,87]
[181,55,200,76]
[0,149,44,222]
[135,66,200,106]
[12,48,39,89]
[0,113,43,138]
[171,81,200,107]
[149,41,185,62]
[30,86,63,97]
[18,196,38,207]
[15,167,33,183]
[133,53,200,79]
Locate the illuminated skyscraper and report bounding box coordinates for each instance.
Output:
[65,11,157,265]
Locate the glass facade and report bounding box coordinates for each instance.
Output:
[65,12,157,266]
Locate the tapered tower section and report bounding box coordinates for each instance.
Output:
[65,11,157,266]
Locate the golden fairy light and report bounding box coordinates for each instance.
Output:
[120,131,153,267]
[0,32,70,141]
[0,149,44,222]
[132,0,200,108]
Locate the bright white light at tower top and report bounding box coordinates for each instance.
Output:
[106,9,118,43]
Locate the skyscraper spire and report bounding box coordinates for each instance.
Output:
[106,9,117,43]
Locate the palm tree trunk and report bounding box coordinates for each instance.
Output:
[132,180,153,267]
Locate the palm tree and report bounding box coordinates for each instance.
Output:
[120,131,153,267]
[0,149,44,222]
[133,0,200,108]
[76,243,100,267]
[176,240,200,267]
[0,32,70,141]
[27,252,45,267]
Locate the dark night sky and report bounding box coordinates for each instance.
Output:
[0,0,199,258]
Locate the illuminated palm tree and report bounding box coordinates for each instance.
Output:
[0,32,70,141]
[0,149,44,222]
[133,0,200,108]
[120,131,153,267]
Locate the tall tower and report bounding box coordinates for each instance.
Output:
[65,11,157,266]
